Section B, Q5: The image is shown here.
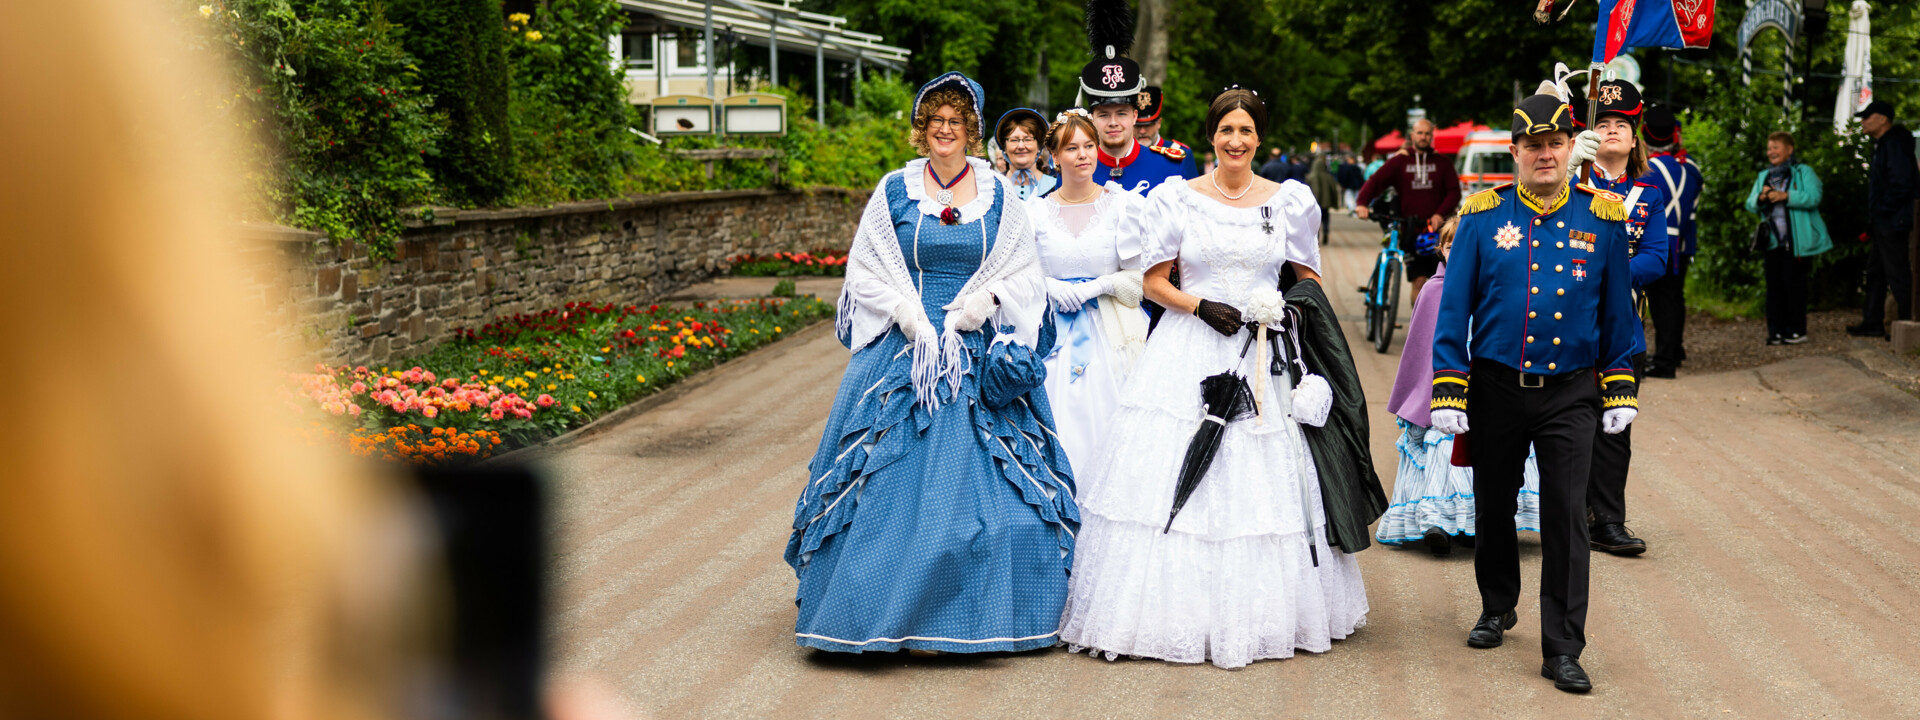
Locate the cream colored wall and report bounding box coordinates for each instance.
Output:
[624,73,766,105]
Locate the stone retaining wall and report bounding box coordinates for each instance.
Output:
[239,187,866,366]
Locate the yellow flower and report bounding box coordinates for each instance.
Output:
[667,361,675,368]
[524,371,537,378]
[546,383,557,391]
[571,405,581,413]
[774,326,783,333]
[751,329,760,334]
[507,12,530,24]
[636,375,647,383]
[199,5,214,19]
[588,391,598,399]
[525,30,543,41]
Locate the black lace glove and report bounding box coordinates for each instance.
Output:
[1195,299,1246,337]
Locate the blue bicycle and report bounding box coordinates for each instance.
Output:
[1359,196,1405,353]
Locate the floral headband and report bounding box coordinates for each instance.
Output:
[1054,107,1091,124]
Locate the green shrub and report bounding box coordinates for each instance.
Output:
[771,279,797,297]
[504,1,636,203]
[387,0,515,205]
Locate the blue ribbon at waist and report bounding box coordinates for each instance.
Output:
[1048,278,1101,384]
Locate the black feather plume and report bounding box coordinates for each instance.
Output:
[1085,0,1134,59]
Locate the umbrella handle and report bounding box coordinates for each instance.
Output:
[1254,325,1269,426]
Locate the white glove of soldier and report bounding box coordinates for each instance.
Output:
[1431,408,1470,436]
[1043,278,1083,312]
[1601,407,1637,434]
[1569,129,1602,170]
[943,290,999,334]
[892,300,936,342]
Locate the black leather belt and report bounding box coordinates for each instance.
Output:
[1472,359,1590,389]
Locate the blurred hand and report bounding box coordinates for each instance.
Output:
[1355,205,1372,221]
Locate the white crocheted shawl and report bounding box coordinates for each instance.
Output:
[836,156,1046,409]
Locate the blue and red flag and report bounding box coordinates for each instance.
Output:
[1591,0,1716,64]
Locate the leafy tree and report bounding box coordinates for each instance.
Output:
[387,0,516,206]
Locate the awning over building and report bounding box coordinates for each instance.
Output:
[618,0,909,70]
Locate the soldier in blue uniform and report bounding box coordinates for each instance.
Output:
[1639,105,1702,378]
[1567,78,1667,558]
[1133,85,1200,180]
[1430,87,1641,694]
[1075,16,1187,196]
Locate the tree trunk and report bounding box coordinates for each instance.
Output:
[1133,0,1169,85]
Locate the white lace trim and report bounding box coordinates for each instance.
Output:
[903,157,998,224]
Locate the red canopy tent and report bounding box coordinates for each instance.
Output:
[1370,121,1490,155]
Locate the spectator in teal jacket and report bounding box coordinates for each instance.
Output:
[1744,131,1833,345]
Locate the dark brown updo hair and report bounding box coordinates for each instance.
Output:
[1045,114,1099,154]
[1205,87,1268,141]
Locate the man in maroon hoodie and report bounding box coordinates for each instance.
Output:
[1356,118,1463,304]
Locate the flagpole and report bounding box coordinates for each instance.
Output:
[1582,61,1604,184]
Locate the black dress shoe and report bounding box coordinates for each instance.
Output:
[1847,323,1888,338]
[1467,609,1518,649]
[1590,523,1647,556]
[1423,527,1452,557]
[1541,655,1592,692]
[1644,366,1677,379]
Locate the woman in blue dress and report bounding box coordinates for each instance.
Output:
[784,72,1079,654]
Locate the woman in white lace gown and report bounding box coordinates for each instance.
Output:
[1027,110,1149,472]
[1059,88,1368,669]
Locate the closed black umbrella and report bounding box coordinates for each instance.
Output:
[1165,370,1256,533]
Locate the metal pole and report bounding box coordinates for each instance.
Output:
[816,40,825,125]
[854,55,862,108]
[704,1,715,98]
[657,33,667,97]
[769,17,778,88]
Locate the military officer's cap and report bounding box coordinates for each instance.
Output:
[1079,0,1143,107]
[1592,79,1644,125]
[1512,93,1576,140]
[1134,86,1165,123]
[1641,105,1679,146]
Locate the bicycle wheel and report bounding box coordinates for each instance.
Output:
[1375,256,1402,353]
[1362,255,1383,342]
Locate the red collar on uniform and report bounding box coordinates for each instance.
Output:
[1099,142,1142,168]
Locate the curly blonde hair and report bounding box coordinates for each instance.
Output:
[909,89,983,156]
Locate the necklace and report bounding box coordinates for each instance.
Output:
[927,161,970,207]
[1056,186,1101,205]
[1211,171,1254,200]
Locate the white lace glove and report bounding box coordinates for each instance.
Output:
[892,300,936,342]
[1244,289,1288,327]
[1601,407,1637,434]
[1069,277,1110,306]
[1569,129,1602,170]
[1043,278,1083,312]
[1431,409,1470,436]
[943,290,998,333]
[1291,374,1333,428]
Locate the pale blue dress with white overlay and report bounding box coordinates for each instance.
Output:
[785,161,1078,653]
[1375,422,1542,544]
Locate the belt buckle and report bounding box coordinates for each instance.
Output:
[1520,372,1546,389]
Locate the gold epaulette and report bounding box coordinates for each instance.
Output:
[1576,184,1628,221]
[1459,183,1511,215]
[1149,143,1187,161]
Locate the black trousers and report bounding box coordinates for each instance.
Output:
[1469,359,1599,660]
[1863,222,1914,326]
[1646,254,1690,371]
[1765,247,1809,337]
[1587,351,1644,527]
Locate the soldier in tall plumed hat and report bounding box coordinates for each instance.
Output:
[1080,0,1185,194]
[1429,81,1642,694]
[1134,85,1198,180]
[1567,77,1668,560]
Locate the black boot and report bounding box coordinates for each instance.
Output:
[1423,527,1452,557]
[1590,522,1647,556]
[1541,655,1593,692]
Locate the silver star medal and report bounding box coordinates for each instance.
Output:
[1494,221,1523,250]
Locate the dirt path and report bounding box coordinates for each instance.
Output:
[525,214,1920,718]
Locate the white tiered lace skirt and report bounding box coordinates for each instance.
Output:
[1058,313,1368,669]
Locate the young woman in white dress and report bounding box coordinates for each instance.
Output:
[1027,109,1149,472]
[1058,88,1368,669]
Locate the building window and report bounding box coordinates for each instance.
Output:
[676,33,701,69]
[622,32,655,69]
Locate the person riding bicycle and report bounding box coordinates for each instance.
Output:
[1356,118,1462,305]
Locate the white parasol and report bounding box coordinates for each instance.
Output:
[1832,0,1873,134]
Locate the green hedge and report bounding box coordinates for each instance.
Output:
[387,0,515,205]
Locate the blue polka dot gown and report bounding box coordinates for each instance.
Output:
[785,173,1079,654]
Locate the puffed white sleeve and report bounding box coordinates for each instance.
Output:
[1282,183,1323,275]
[1130,181,1187,269]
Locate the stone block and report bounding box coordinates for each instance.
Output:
[1893,321,1920,355]
[341,271,358,303]
[317,267,341,296]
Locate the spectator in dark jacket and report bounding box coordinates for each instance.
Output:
[1336,155,1365,212]
[1259,147,1291,183]
[1849,100,1917,337]
[1354,118,1463,302]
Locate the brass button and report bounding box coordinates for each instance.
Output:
[1533,219,1541,226]
[1531,287,1540,294]
[1531,263,1540,271]
[1557,288,1565,296]
[1524,361,1533,368]
[1553,337,1562,345]
[1554,312,1563,320]
[1557,221,1566,228]
[1529,311,1537,318]
[1555,264,1564,272]
[1556,242,1565,248]
[1532,240,1541,247]
[1527,335,1535,343]
[1548,362,1557,370]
